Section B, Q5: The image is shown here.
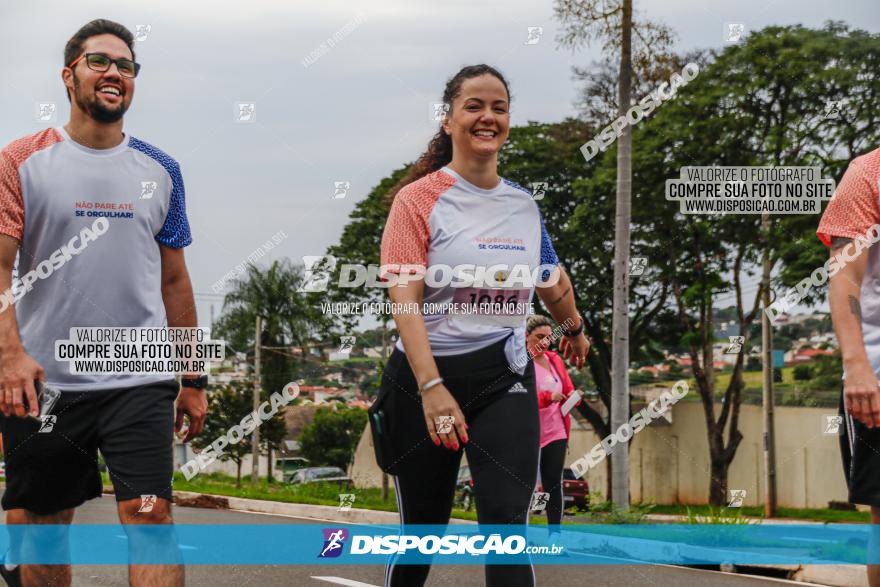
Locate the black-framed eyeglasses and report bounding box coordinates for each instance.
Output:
[69,52,141,79]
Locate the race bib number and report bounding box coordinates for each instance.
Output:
[451,288,531,316]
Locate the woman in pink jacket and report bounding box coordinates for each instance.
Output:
[526,314,581,532]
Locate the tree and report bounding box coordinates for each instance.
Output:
[215,260,331,480]
[621,23,880,504]
[299,406,368,470]
[192,383,254,487]
[793,365,813,381]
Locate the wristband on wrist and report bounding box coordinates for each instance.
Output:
[561,314,585,338]
[421,377,444,393]
[181,374,208,390]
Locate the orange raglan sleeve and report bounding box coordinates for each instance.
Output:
[379,185,432,281]
[0,146,25,242]
[817,154,880,247]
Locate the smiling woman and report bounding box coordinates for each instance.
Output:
[370,64,590,587]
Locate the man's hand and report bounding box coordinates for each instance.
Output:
[175,386,207,442]
[0,348,44,418]
[844,360,880,428]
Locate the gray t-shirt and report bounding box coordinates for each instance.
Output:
[0,127,192,390]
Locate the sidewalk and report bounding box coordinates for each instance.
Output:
[168,488,868,587]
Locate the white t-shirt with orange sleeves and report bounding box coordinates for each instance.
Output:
[380,166,560,373]
[817,147,880,376]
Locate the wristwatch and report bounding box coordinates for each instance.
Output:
[561,314,585,338]
[181,374,208,390]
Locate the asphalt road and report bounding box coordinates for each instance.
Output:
[0,495,821,587]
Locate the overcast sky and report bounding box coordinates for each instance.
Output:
[2,0,877,326]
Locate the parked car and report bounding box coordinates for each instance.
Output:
[278,457,310,482]
[454,465,474,511]
[536,468,589,511]
[287,466,352,489]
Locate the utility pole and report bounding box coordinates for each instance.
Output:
[252,315,262,486]
[381,319,389,503]
[610,0,633,510]
[761,212,777,517]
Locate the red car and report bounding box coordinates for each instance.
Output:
[536,468,589,511]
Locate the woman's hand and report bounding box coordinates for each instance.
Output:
[550,391,566,403]
[559,333,590,370]
[421,384,468,450]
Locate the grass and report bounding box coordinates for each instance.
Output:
[171,472,400,512]
[649,503,870,524]
[151,472,870,525]
[168,472,556,523]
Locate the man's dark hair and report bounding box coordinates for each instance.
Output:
[64,19,135,67]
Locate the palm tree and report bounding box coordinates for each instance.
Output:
[214,259,332,480]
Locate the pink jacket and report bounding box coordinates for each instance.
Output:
[535,350,579,440]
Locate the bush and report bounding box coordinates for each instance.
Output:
[299,406,368,469]
[793,364,813,381]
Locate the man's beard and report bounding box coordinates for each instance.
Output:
[72,74,129,123]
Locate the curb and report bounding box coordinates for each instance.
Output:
[170,490,475,526]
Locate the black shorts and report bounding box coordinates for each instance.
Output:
[839,387,880,508]
[1,379,179,515]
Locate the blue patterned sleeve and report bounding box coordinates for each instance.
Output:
[539,213,559,281]
[129,137,193,248]
[155,161,192,248]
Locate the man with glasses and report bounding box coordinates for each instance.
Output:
[0,19,206,587]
